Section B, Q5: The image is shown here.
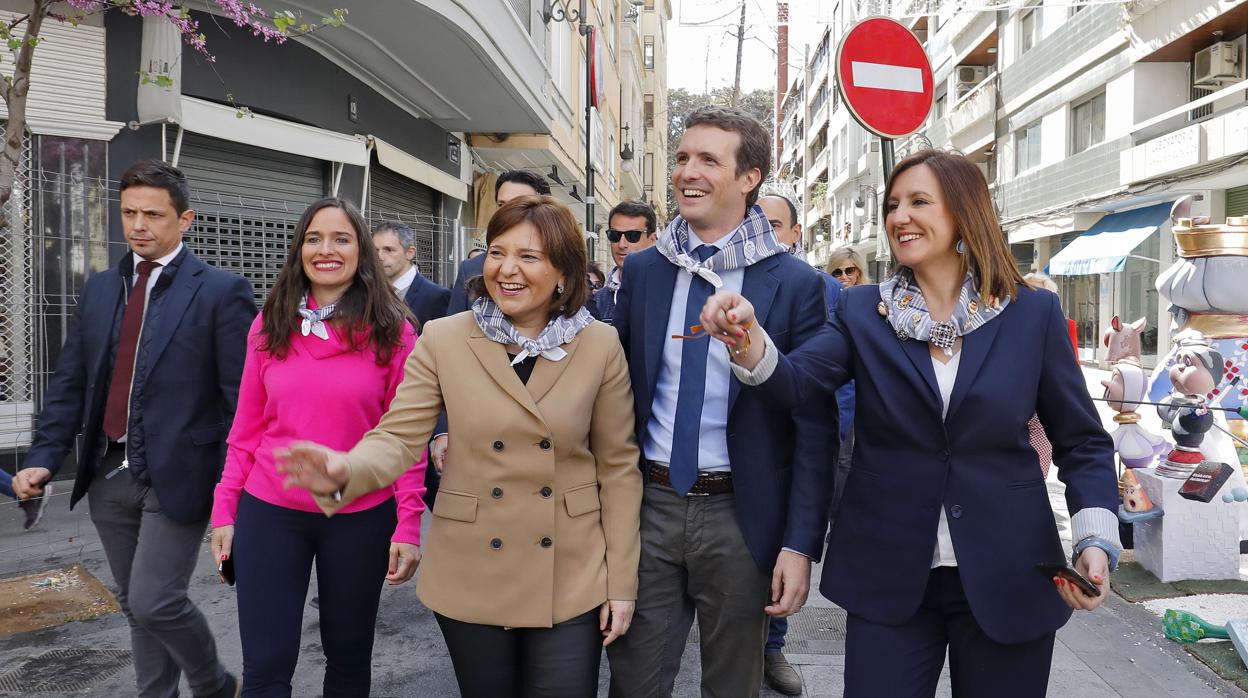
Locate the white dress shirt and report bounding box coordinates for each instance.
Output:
[392,265,418,296]
[118,243,184,442]
[930,352,961,568]
[643,234,744,473]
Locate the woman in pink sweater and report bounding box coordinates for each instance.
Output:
[209,197,425,698]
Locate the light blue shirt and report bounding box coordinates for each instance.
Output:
[643,233,744,472]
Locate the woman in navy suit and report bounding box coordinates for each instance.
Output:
[699,150,1120,697]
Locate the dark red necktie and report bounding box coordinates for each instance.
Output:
[103,260,159,441]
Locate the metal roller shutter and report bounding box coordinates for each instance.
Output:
[368,165,445,283]
[1227,185,1248,218]
[179,133,326,302]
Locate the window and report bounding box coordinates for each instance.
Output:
[644,36,655,69]
[550,21,572,100]
[645,0,654,9]
[644,94,654,127]
[1070,92,1105,155]
[839,126,848,170]
[608,0,617,56]
[1070,2,1086,16]
[643,153,654,187]
[1015,121,1041,174]
[935,93,947,118]
[1019,6,1042,56]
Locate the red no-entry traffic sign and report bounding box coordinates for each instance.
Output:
[835,17,934,139]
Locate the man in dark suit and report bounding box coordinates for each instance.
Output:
[445,169,551,315]
[430,169,551,474]
[373,219,450,508]
[605,107,837,697]
[373,220,450,331]
[589,199,658,325]
[14,161,254,698]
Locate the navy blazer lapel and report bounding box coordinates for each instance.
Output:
[731,258,781,410]
[142,258,204,372]
[93,271,127,374]
[643,257,678,398]
[899,335,942,410]
[946,316,1003,420]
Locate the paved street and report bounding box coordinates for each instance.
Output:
[0,482,1242,698]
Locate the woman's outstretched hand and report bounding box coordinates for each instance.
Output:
[700,292,765,369]
[274,441,351,496]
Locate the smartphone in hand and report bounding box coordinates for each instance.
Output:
[218,556,236,586]
[1037,562,1100,597]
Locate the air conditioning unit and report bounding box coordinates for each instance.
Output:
[957,65,988,84]
[1194,41,1242,87]
[955,65,988,98]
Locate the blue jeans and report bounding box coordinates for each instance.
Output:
[766,617,786,654]
[0,469,14,500]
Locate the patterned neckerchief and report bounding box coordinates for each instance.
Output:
[654,203,790,288]
[298,294,337,341]
[877,269,1008,356]
[472,296,594,365]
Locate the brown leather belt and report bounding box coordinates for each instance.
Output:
[646,462,733,496]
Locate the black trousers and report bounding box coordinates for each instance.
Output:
[233,492,395,698]
[844,567,1055,698]
[436,609,602,698]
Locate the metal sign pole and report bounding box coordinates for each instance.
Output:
[881,138,895,184]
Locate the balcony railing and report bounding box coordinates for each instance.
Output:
[1120,100,1247,185]
[948,78,995,138]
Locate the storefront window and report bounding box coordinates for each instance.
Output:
[34,135,111,383]
[1121,232,1160,359]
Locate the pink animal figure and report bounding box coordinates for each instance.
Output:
[1103,315,1146,363]
[1101,359,1168,468]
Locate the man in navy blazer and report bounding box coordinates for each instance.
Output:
[373,220,450,331]
[432,169,551,476]
[373,219,449,508]
[445,169,551,315]
[15,161,254,698]
[605,107,837,698]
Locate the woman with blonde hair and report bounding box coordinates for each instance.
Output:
[825,247,871,288]
[701,150,1119,697]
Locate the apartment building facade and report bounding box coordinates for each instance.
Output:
[894,0,1247,368]
[776,4,889,276]
[469,0,671,269]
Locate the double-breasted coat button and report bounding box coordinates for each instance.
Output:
[950,505,964,519]
[540,487,553,498]
[493,440,505,452]
[491,487,503,498]
[539,439,552,450]
[540,537,553,548]
[490,538,503,549]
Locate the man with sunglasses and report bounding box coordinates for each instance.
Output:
[590,200,657,324]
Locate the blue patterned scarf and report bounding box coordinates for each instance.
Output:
[472,297,595,365]
[298,294,337,341]
[655,204,790,287]
[878,269,1008,356]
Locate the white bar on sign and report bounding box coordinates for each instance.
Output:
[850,61,924,93]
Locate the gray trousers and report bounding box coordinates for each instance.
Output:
[88,449,228,698]
[607,482,771,698]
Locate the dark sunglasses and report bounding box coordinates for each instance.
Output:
[830,266,860,278]
[607,229,648,244]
